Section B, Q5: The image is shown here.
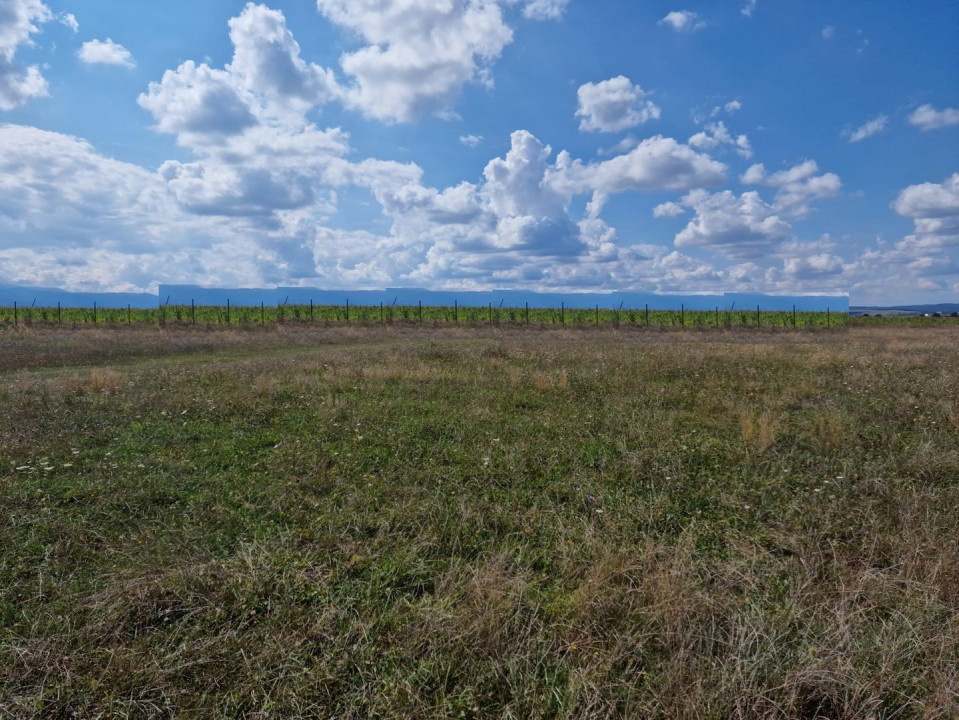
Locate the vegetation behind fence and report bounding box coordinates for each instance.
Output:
[0,302,855,330]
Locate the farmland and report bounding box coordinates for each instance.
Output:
[0,303,850,330]
[1,324,956,718]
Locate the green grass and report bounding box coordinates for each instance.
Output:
[0,325,955,718]
[0,304,850,330]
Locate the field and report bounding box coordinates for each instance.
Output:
[1,324,956,718]
[0,304,850,330]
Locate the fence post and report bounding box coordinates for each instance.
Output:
[380,302,384,324]
[58,301,61,325]
[93,301,97,325]
[561,301,565,325]
[192,299,196,325]
[681,304,685,327]
[792,304,797,327]
[645,304,649,327]
[526,301,529,325]
[261,301,265,324]
[13,301,17,328]
[595,304,599,324]
[419,300,423,323]
[454,300,458,324]
[756,305,760,328]
[827,308,830,328]
[346,299,350,324]
[310,299,314,322]
[489,302,493,326]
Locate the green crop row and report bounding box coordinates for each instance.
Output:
[0,304,849,329]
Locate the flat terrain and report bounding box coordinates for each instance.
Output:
[1,325,956,719]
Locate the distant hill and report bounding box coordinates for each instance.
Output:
[0,284,157,309]
[851,303,959,316]
[0,283,853,312]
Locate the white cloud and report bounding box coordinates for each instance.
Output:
[575,76,660,133]
[551,135,727,195]
[908,104,959,132]
[653,201,685,218]
[315,0,519,123]
[139,61,258,142]
[844,114,888,143]
[741,159,841,217]
[0,0,52,110]
[227,4,339,110]
[741,0,758,18]
[821,25,835,39]
[598,135,639,157]
[659,11,704,33]
[58,13,78,32]
[892,173,959,250]
[674,189,792,257]
[460,134,483,147]
[520,0,570,20]
[78,39,135,68]
[688,121,752,158]
[725,100,742,114]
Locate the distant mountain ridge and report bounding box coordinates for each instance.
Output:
[0,283,851,312]
[0,284,156,308]
[851,303,959,316]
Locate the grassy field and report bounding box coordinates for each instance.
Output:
[1,325,956,719]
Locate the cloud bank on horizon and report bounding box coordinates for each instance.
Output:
[0,0,956,304]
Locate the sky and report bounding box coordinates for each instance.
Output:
[0,0,957,305]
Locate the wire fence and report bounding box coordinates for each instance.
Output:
[0,300,851,330]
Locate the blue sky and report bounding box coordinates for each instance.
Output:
[0,0,957,304]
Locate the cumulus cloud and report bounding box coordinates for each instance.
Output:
[741,159,841,217]
[228,4,339,109]
[653,201,685,218]
[908,104,959,132]
[78,39,135,68]
[674,189,792,257]
[575,76,660,133]
[725,100,742,114]
[315,0,505,122]
[688,121,752,158]
[659,11,704,32]
[460,134,483,147]
[138,4,354,222]
[0,0,52,110]
[741,0,758,17]
[551,135,726,195]
[892,173,959,249]
[844,114,888,143]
